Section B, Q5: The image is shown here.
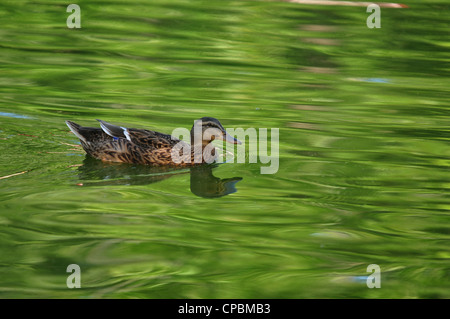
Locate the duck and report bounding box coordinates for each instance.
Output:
[65,117,241,166]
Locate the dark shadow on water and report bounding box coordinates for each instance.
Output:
[76,156,242,198]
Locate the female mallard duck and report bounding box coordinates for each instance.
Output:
[65,117,241,166]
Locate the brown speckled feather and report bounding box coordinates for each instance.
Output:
[66,120,208,166]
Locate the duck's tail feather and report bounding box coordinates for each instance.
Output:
[66,120,87,143]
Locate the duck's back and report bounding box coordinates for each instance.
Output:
[66,120,190,166]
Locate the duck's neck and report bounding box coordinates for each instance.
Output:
[190,140,216,164]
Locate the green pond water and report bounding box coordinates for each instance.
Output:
[0,0,449,298]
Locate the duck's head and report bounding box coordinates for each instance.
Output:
[190,117,242,146]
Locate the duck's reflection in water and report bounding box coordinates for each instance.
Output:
[189,165,242,198]
[76,157,242,198]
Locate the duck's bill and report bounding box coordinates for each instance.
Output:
[224,132,242,145]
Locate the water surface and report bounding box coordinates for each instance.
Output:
[0,0,449,298]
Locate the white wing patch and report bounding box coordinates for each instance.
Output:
[122,127,132,142]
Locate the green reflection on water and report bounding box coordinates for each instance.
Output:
[0,0,449,298]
